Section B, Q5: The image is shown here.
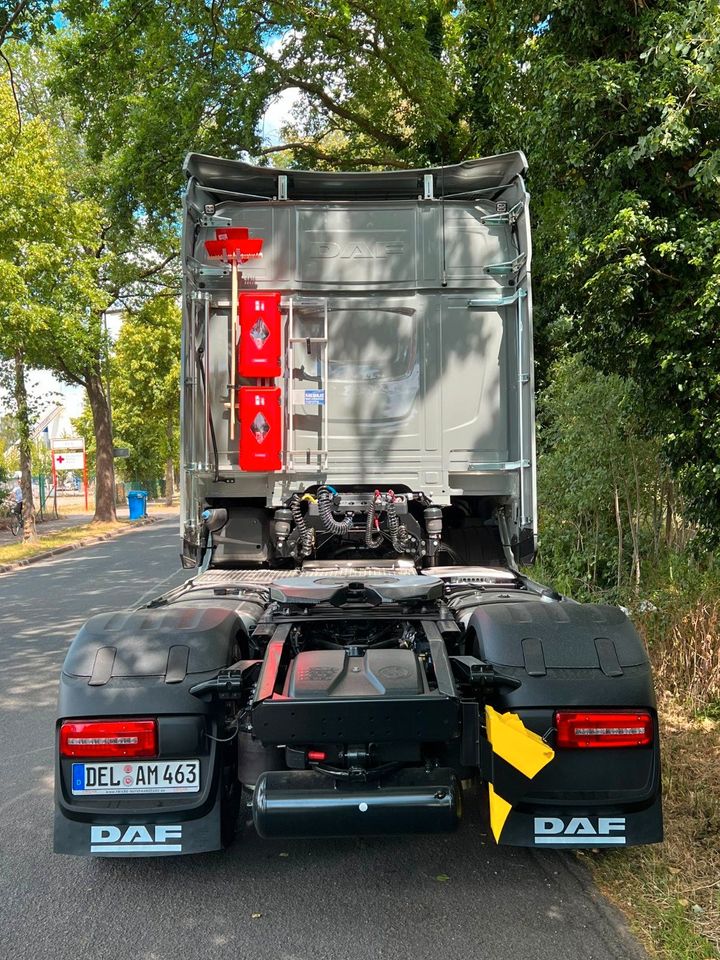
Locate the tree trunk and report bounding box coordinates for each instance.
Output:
[13,351,37,541]
[614,484,623,592]
[624,485,641,592]
[86,371,117,522]
[665,479,674,549]
[164,417,174,506]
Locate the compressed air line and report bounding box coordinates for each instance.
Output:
[317,485,354,536]
[290,493,314,557]
[365,493,384,549]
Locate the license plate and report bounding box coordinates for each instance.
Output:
[71,760,200,796]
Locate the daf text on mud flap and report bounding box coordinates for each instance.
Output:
[534,817,626,844]
[90,825,183,853]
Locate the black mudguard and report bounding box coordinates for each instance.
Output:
[54,601,259,857]
[466,598,663,848]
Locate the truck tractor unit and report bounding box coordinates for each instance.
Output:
[54,153,662,857]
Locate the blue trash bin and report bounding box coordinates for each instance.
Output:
[127,490,148,520]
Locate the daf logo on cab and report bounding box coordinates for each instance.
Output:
[534,817,626,845]
[309,240,405,259]
[90,824,182,853]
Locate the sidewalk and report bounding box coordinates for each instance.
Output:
[0,503,179,546]
[0,512,90,546]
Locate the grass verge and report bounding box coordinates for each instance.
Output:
[0,520,135,565]
[584,695,720,959]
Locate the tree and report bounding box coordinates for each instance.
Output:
[537,355,674,597]
[9,1,720,545]
[0,2,54,50]
[55,0,463,224]
[112,298,181,504]
[0,68,108,533]
[471,0,720,537]
[1,44,178,522]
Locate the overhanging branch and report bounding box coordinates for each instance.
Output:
[0,49,21,136]
[256,141,411,168]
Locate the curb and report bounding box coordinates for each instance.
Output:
[0,516,162,574]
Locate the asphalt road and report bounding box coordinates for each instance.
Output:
[0,520,648,960]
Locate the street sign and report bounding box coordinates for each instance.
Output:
[53,452,84,471]
[52,437,85,451]
[51,443,89,510]
[113,447,130,458]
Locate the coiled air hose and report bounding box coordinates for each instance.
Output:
[317,485,354,536]
[290,493,314,557]
[365,494,384,549]
[386,493,412,554]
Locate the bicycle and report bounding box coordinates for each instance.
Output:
[3,500,23,537]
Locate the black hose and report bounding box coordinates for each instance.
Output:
[196,345,220,483]
[290,494,314,557]
[312,761,402,782]
[365,497,384,549]
[317,485,354,535]
[386,498,412,553]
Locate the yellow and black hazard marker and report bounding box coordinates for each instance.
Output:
[485,706,555,843]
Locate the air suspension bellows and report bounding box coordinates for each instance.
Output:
[424,506,443,562]
[317,485,354,536]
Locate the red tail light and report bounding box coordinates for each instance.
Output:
[307,750,327,762]
[59,719,157,758]
[555,710,653,748]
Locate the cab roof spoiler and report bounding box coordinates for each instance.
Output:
[183,151,528,202]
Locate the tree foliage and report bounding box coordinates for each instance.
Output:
[2,0,719,548]
[55,0,464,222]
[1,42,180,520]
[536,356,683,597]
[112,297,181,488]
[473,0,720,537]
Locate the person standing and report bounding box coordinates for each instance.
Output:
[11,477,23,518]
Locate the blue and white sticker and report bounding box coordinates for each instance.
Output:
[304,389,325,405]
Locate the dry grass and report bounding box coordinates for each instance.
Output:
[587,664,720,960]
[644,602,720,710]
[581,590,720,958]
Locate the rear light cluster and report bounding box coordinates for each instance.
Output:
[555,710,653,748]
[59,719,157,758]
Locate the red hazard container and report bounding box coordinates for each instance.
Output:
[238,387,282,472]
[239,292,282,378]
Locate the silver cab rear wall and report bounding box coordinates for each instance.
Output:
[180,153,536,570]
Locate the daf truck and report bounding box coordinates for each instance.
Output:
[54,153,662,856]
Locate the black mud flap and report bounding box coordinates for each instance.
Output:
[497,793,664,848]
[54,791,224,857]
[482,706,663,849]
